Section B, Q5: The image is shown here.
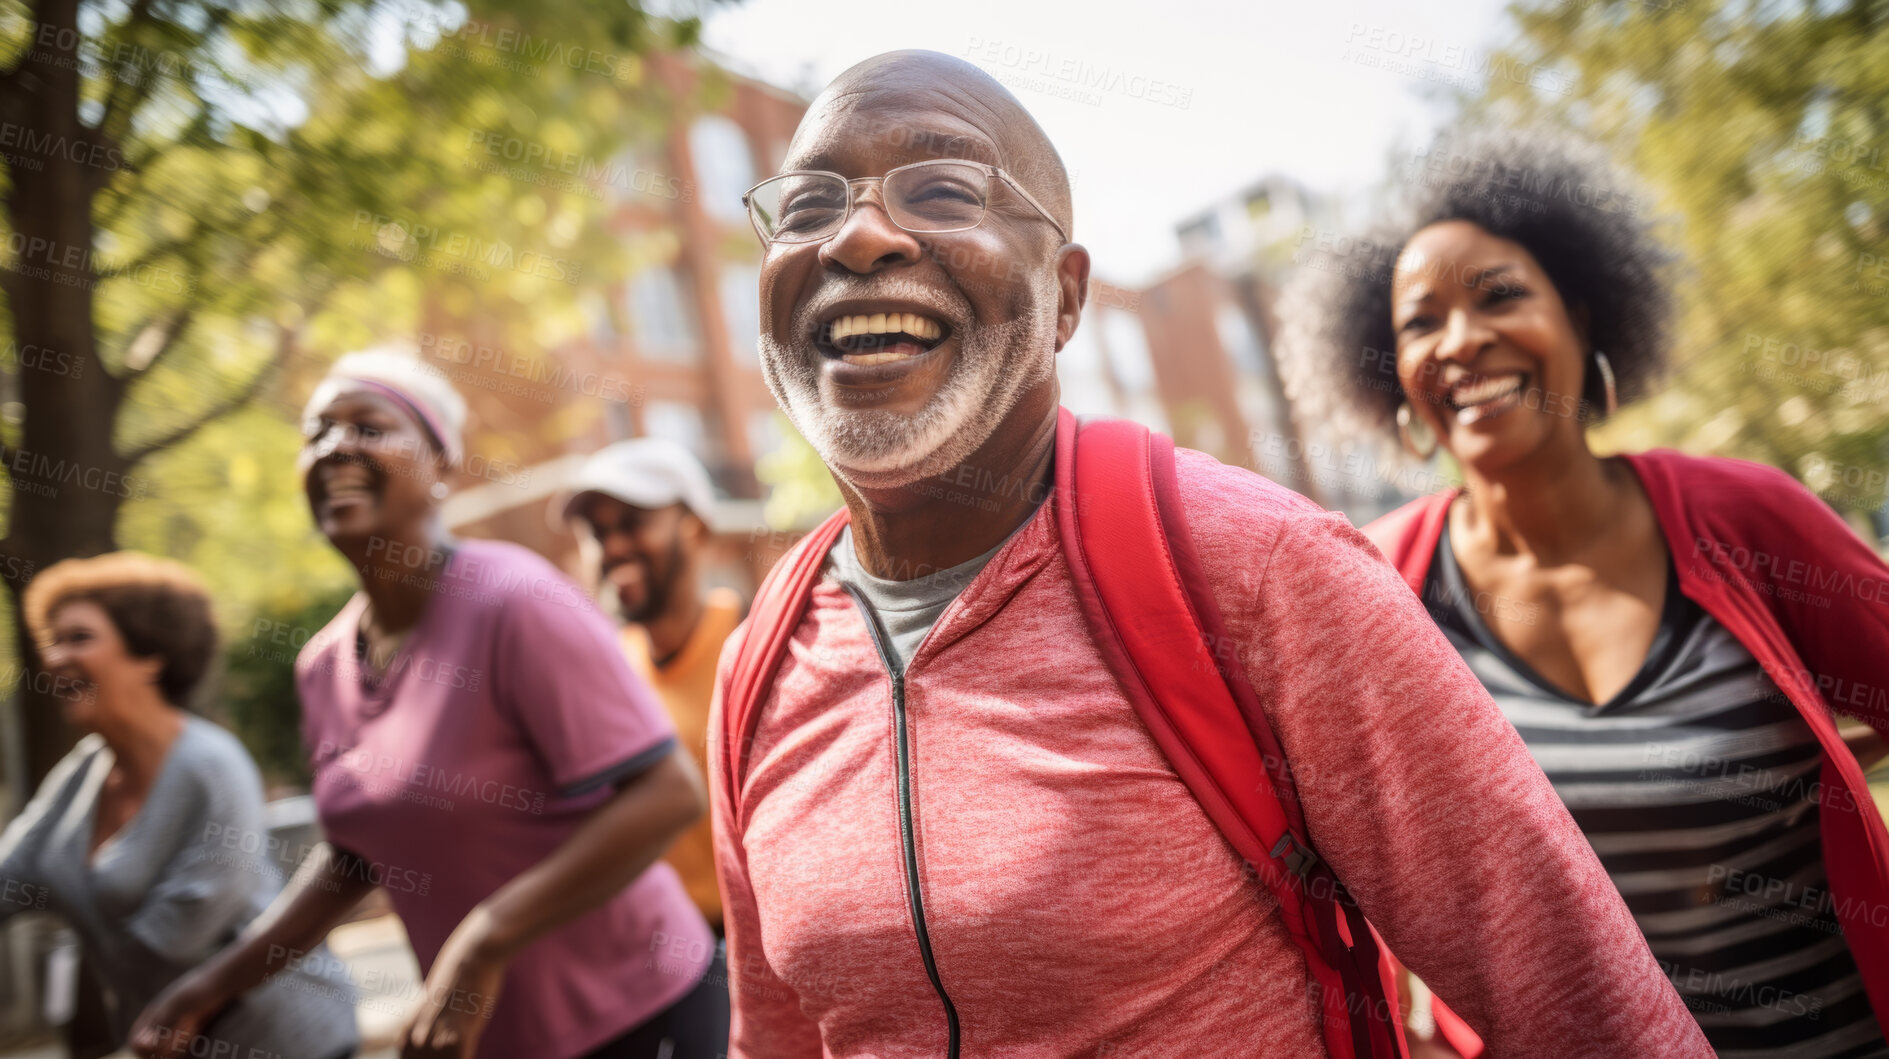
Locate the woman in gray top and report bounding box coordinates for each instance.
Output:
[0,552,357,1058]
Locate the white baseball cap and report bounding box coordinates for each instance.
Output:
[562,438,717,524]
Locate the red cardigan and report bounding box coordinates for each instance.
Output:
[1365,449,1889,1047]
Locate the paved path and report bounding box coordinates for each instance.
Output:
[0,913,419,1059]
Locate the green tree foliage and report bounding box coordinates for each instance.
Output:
[1467,0,1889,518]
[756,412,842,530]
[217,580,355,788]
[0,0,707,784]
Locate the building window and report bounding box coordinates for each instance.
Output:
[688,115,756,225]
[1177,213,1222,259]
[642,400,709,457]
[719,263,762,366]
[1215,302,1267,376]
[627,266,699,362]
[580,291,617,348]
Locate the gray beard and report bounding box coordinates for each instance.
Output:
[760,274,1062,491]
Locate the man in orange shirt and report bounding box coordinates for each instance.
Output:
[565,438,736,932]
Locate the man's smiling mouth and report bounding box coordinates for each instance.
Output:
[817,312,950,366]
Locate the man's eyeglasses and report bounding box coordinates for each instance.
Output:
[741,159,1069,247]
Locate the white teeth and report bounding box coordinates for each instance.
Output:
[324,472,374,499]
[1451,375,1523,408]
[1444,374,1526,426]
[841,351,916,366]
[826,312,943,342]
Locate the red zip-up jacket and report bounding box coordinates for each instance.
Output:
[711,442,1710,1057]
[1365,448,1889,1048]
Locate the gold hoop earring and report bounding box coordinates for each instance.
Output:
[1592,351,1618,419]
[1396,401,1438,460]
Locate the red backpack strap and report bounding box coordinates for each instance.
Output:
[1055,408,1401,1059]
[719,508,849,819]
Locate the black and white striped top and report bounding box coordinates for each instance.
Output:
[1427,526,1887,1059]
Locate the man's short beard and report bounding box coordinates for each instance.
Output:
[760,273,1061,491]
[599,536,685,627]
[620,558,674,626]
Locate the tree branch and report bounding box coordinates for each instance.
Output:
[109,202,296,379]
[121,308,196,377]
[119,273,332,467]
[122,347,285,467]
[95,111,213,218]
[91,4,239,205]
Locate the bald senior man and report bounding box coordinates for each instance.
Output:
[709,51,1710,1058]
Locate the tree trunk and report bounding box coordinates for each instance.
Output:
[1,0,127,787]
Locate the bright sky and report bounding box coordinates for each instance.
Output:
[695,0,1521,286]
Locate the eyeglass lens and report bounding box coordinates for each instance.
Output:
[748,162,992,243]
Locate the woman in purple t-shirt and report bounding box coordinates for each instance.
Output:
[134,352,724,1059]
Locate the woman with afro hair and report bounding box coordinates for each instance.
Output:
[1276,127,1889,1058]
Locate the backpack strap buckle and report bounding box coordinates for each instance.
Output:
[1271,832,1320,880]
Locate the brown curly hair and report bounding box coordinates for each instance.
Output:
[24,552,218,708]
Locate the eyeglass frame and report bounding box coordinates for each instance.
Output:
[740,158,1070,247]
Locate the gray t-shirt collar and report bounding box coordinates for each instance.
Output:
[827,497,1044,674]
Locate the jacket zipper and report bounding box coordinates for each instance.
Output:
[841,583,962,1058]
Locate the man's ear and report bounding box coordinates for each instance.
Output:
[1053,243,1091,353]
